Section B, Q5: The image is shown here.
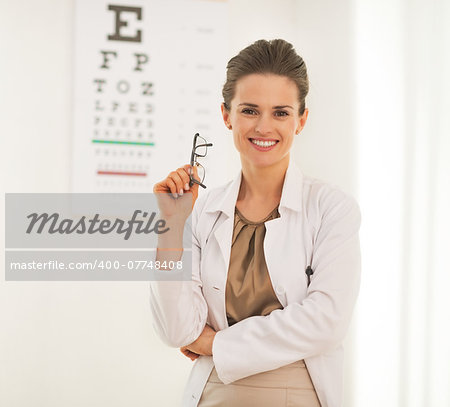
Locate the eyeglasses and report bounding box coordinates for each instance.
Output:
[189,133,213,189]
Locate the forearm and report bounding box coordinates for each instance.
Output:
[212,297,354,384]
[150,220,208,348]
[155,218,185,262]
[149,279,207,347]
[213,227,361,384]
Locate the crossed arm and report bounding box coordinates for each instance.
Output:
[179,324,216,361]
[151,191,361,383]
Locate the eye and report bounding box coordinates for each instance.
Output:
[241,108,257,115]
[274,110,289,117]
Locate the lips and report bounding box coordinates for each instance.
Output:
[249,138,279,151]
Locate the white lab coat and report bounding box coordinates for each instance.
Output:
[149,161,361,407]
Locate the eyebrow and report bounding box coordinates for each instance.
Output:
[238,103,294,110]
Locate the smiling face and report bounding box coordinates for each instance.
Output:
[222,73,308,171]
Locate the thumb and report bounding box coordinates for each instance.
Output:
[184,164,200,207]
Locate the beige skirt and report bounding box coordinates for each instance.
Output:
[197,360,321,407]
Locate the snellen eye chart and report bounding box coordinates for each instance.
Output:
[72,0,228,192]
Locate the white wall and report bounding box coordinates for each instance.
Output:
[0,1,359,406]
[353,1,450,406]
[292,0,358,194]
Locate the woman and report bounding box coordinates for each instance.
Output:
[150,39,361,407]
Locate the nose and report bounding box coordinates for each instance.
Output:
[254,113,274,135]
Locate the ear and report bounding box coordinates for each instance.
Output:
[221,103,232,129]
[296,108,309,134]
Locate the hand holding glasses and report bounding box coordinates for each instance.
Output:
[153,132,213,219]
[190,133,213,189]
[152,133,213,270]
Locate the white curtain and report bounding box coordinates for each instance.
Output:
[353,0,450,406]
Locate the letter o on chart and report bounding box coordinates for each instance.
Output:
[117,80,130,94]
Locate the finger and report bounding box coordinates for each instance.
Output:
[175,167,191,191]
[153,179,171,194]
[165,178,178,197]
[169,171,185,196]
[185,165,201,191]
[182,164,198,181]
[186,350,199,360]
[154,165,190,194]
[180,348,199,361]
[154,171,181,195]
[184,165,199,206]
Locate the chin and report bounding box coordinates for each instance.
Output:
[245,151,290,168]
[246,157,280,169]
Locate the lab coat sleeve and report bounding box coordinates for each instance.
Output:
[149,198,208,348]
[212,191,362,384]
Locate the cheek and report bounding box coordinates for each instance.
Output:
[282,128,296,147]
[283,120,299,138]
[232,118,251,139]
[232,123,252,152]
[232,132,243,151]
[286,118,299,130]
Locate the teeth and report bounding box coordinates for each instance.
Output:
[251,139,277,147]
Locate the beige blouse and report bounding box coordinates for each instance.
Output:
[225,206,283,326]
[199,206,320,407]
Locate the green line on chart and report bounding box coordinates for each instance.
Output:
[92,139,155,146]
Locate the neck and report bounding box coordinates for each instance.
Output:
[238,155,290,202]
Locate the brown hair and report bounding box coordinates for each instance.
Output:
[222,39,309,115]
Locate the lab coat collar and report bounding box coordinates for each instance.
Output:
[205,160,303,217]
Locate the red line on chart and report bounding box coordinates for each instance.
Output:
[97,170,147,177]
